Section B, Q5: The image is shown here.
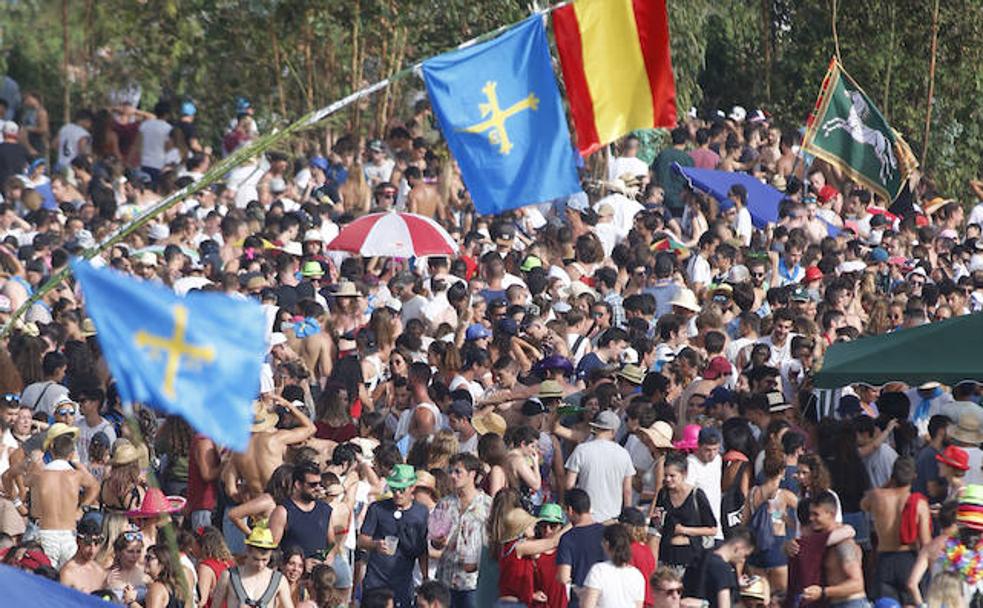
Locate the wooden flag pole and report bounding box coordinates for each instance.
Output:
[921,0,941,168]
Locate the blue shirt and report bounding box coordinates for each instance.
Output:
[556,523,606,607]
[361,498,429,603]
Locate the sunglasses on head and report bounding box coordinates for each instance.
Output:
[122,530,144,543]
[56,407,76,416]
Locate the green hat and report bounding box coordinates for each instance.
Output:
[386,464,418,490]
[520,255,543,273]
[961,484,983,506]
[538,503,565,524]
[301,260,325,278]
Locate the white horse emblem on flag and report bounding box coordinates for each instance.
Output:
[821,90,897,183]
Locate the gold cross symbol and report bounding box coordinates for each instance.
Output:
[134,305,215,399]
[458,81,539,155]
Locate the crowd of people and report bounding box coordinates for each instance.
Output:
[1,78,983,608]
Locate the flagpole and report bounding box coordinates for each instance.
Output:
[921,0,941,167]
[0,1,573,339]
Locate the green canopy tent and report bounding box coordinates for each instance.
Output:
[814,312,983,388]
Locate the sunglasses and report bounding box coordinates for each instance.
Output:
[56,407,77,416]
[122,530,144,543]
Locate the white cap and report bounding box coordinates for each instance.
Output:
[303,229,323,243]
[729,105,747,122]
[2,121,19,137]
[148,223,170,241]
[270,332,287,347]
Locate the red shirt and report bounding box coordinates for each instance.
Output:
[315,421,357,443]
[533,550,568,608]
[499,540,535,605]
[631,542,656,608]
[186,434,218,512]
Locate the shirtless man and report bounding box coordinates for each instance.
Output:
[297,306,334,382]
[860,457,931,605]
[27,430,99,569]
[224,398,316,502]
[60,518,107,592]
[212,527,294,608]
[801,491,868,607]
[405,166,447,222]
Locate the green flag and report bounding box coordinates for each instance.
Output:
[802,59,917,202]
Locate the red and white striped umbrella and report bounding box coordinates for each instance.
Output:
[326,211,458,257]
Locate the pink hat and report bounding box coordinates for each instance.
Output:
[673,424,701,451]
[126,487,187,518]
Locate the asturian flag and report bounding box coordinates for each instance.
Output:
[422,15,581,215]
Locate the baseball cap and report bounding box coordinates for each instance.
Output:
[704,386,734,409]
[521,398,548,417]
[368,139,385,152]
[702,356,732,380]
[448,400,474,420]
[698,426,723,445]
[790,285,811,302]
[804,266,823,283]
[465,323,491,341]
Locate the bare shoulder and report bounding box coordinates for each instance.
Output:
[833,537,860,562]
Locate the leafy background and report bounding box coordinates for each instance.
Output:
[2,0,981,199]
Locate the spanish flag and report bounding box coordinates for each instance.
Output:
[554,0,677,156]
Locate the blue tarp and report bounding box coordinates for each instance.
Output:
[673,164,781,228]
[0,564,114,607]
[673,164,840,236]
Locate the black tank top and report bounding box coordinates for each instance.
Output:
[280,498,332,557]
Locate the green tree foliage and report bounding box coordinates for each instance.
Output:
[2,0,982,199]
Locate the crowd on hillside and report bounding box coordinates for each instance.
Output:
[2,78,983,608]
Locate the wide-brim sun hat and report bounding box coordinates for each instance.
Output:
[537,380,565,400]
[473,412,507,436]
[673,423,702,451]
[950,413,983,445]
[251,403,279,433]
[111,443,140,466]
[640,421,674,449]
[43,423,79,451]
[503,508,538,541]
[669,288,701,313]
[126,487,186,518]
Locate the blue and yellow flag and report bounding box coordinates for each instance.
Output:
[72,261,266,451]
[423,15,581,215]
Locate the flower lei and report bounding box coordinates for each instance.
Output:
[939,534,983,586]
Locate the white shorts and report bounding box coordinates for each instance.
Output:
[37,528,77,569]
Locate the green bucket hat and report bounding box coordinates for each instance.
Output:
[961,484,983,506]
[520,255,543,273]
[301,260,325,278]
[386,464,418,490]
[538,503,565,525]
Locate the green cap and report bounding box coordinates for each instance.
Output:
[301,260,325,278]
[538,503,565,524]
[386,464,418,490]
[520,255,543,273]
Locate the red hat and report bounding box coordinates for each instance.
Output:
[702,356,733,380]
[126,487,187,518]
[936,445,970,471]
[804,266,823,283]
[817,185,840,203]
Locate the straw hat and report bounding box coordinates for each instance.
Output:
[111,443,140,466]
[503,508,538,541]
[639,421,674,449]
[669,288,701,313]
[537,380,564,400]
[80,318,97,338]
[414,470,437,497]
[43,423,79,451]
[303,229,324,243]
[472,412,507,436]
[950,413,983,445]
[251,403,279,433]
[616,364,645,385]
[741,576,769,601]
[334,281,362,297]
[244,520,278,549]
[126,487,187,518]
[280,241,303,257]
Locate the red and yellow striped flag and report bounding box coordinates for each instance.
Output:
[554,0,677,156]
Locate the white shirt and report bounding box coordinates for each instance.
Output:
[56,123,90,167]
[364,159,395,186]
[757,333,799,367]
[686,453,723,539]
[77,417,117,465]
[583,561,645,608]
[687,253,712,288]
[138,118,173,170]
[0,429,17,476]
[607,156,649,181]
[735,207,753,246]
[565,438,635,522]
[969,202,983,228]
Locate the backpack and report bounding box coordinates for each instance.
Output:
[719,461,749,538]
[747,487,776,552]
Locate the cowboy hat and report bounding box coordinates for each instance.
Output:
[386,464,418,490]
[503,508,538,541]
[669,288,701,313]
[111,443,140,466]
[43,423,79,451]
[950,413,983,445]
[639,421,674,449]
[472,412,507,436]
[126,487,187,518]
[244,520,278,549]
[251,403,279,433]
[334,281,362,297]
